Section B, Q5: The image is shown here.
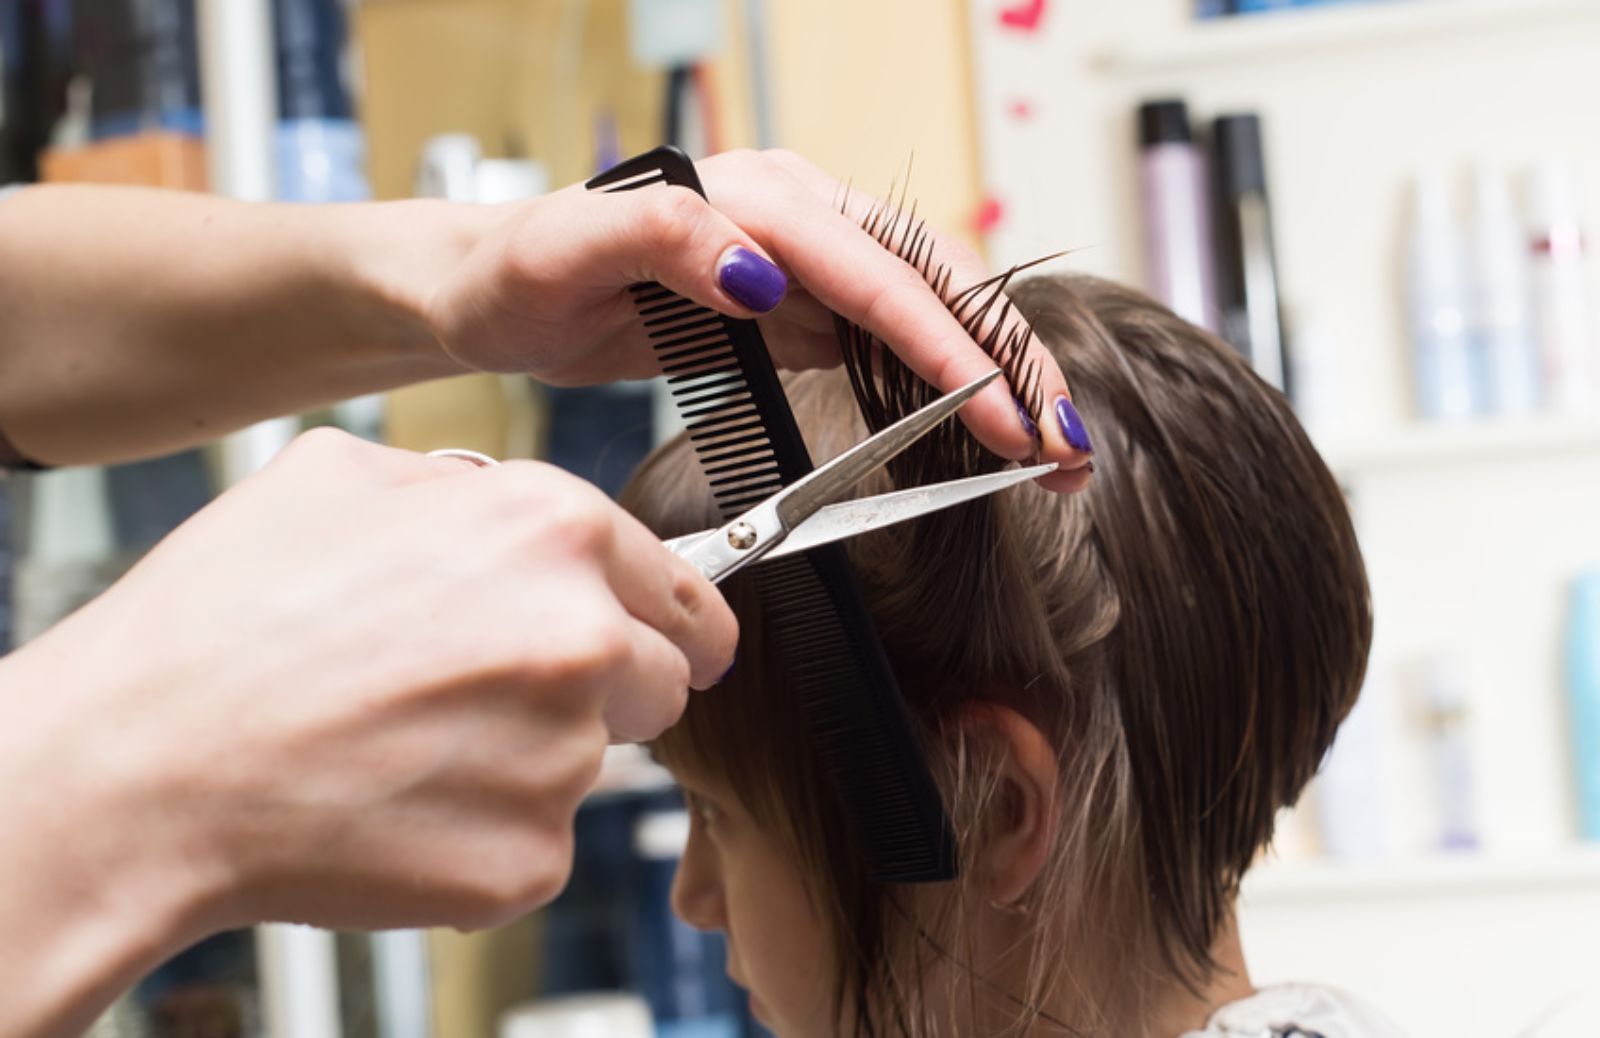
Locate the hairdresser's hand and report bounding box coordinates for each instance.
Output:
[424,149,1090,491]
[0,430,737,1038]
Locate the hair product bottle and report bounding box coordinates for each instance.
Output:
[1212,112,1287,393]
[273,0,369,205]
[1567,570,1600,841]
[1468,166,1539,416]
[1417,660,1478,851]
[1406,171,1482,421]
[1527,159,1595,414]
[1137,99,1219,333]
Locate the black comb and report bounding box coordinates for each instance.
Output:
[588,147,956,882]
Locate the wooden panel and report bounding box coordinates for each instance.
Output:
[356,0,666,200]
[765,0,984,252]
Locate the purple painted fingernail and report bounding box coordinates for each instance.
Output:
[1054,396,1093,454]
[1016,398,1039,439]
[718,650,739,686]
[717,247,787,313]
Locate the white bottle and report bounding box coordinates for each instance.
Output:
[1468,167,1540,416]
[1417,660,1478,851]
[1407,171,1482,421]
[1526,159,1596,413]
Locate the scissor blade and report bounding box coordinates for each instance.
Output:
[770,369,1003,531]
[663,463,1055,565]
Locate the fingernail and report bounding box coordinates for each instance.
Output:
[718,650,739,686]
[717,247,787,313]
[1054,396,1094,454]
[1016,398,1039,440]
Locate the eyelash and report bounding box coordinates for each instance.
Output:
[684,790,723,827]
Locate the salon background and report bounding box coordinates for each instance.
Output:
[2,0,1598,1035]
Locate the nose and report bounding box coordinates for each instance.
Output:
[670,816,727,932]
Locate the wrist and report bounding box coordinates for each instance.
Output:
[329,198,503,380]
[0,627,231,1036]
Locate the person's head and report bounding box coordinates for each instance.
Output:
[621,273,1371,1036]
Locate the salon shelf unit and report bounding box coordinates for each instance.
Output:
[970,0,1600,1033]
[1236,845,1600,1035]
[1094,0,1600,77]
[1315,414,1600,475]
[1243,844,1600,902]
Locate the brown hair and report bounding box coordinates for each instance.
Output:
[621,274,1371,1035]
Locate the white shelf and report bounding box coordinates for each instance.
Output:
[1243,844,1600,903]
[1316,414,1600,474]
[1095,0,1600,77]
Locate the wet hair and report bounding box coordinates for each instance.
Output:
[620,273,1371,1035]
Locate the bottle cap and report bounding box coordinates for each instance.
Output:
[1526,158,1584,231]
[1213,113,1267,196]
[1138,99,1192,148]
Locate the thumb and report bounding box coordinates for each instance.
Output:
[599,185,790,318]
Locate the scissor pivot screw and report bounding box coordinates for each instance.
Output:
[727,522,758,550]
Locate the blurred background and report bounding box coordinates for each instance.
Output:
[2,0,1599,1035]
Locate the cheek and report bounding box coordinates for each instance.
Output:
[721,840,836,1035]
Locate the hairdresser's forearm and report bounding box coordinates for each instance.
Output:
[0,639,225,1038]
[0,186,485,465]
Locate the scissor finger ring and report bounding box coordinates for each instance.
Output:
[427,448,500,468]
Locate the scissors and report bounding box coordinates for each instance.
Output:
[431,368,1054,585]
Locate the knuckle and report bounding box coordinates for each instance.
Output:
[478,466,553,522]
[538,617,634,685]
[666,653,693,702]
[456,840,575,928]
[554,723,609,800]
[640,187,707,253]
[281,425,359,464]
[858,272,921,337]
[507,840,575,910]
[541,494,615,557]
[611,677,689,743]
[508,467,611,555]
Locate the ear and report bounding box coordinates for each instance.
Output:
[949,701,1059,906]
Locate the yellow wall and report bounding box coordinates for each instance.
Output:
[763,0,983,251]
[356,0,980,241]
[358,0,665,199]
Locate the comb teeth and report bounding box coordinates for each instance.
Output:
[626,282,786,514]
[590,147,957,882]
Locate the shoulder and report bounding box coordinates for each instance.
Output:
[1183,983,1408,1038]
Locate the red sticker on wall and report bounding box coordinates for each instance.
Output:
[997,0,1046,32]
[975,195,1006,235]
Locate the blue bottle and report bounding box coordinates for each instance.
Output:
[272,0,369,203]
[1568,570,1600,840]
